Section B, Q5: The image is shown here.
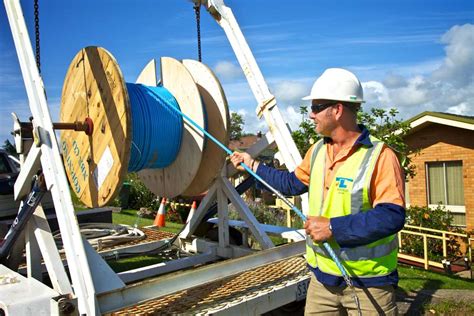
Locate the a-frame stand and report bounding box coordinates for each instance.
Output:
[3,0,119,314]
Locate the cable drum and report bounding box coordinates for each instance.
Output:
[60,47,229,208]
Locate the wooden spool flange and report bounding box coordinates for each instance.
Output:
[60,47,132,207]
[181,59,230,196]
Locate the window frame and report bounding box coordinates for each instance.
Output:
[425,160,465,214]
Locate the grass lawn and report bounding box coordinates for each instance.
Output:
[398,264,474,292]
[107,255,166,273]
[108,210,185,272]
[113,209,184,234]
[397,263,474,314]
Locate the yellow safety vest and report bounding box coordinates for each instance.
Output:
[306,136,398,277]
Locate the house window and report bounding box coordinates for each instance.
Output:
[426,161,465,225]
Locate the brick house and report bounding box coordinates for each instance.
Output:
[404,112,474,230]
[229,134,260,152]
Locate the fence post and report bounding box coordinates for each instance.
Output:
[423,235,429,270]
[442,232,447,258]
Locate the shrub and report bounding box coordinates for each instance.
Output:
[229,200,288,226]
[125,173,159,210]
[166,205,184,224]
[401,205,464,261]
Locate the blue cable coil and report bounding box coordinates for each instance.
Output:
[126,84,184,172]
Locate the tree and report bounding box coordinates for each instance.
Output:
[2,139,17,156]
[358,107,416,178]
[291,106,320,155]
[229,112,245,140]
[290,106,415,178]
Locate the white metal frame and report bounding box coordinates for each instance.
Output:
[4,0,111,314]
[3,0,308,314]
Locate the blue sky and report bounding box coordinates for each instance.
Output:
[1,0,473,143]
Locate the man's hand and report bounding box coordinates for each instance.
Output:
[230,151,257,171]
[304,216,332,242]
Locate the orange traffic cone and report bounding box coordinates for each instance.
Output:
[154,198,167,227]
[186,201,197,223]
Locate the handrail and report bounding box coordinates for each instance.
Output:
[404,224,469,238]
[398,225,472,270]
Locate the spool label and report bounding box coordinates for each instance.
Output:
[62,140,87,194]
[94,146,114,190]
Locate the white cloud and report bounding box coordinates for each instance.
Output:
[383,73,407,88]
[432,24,474,87]
[231,108,266,134]
[362,24,474,119]
[281,105,304,132]
[363,81,391,107]
[213,61,244,81]
[447,102,471,115]
[271,80,309,104]
[390,76,431,107]
[236,105,303,135]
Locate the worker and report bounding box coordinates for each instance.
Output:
[230,68,405,315]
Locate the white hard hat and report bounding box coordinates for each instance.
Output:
[302,68,365,103]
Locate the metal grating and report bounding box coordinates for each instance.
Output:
[107,256,309,315]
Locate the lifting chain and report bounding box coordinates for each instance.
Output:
[193,1,202,62]
[34,0,41,73]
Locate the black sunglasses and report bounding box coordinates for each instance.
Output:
[310,102,338,113]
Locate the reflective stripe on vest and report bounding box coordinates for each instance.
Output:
[305,136,398,277]
[306,235,398,261]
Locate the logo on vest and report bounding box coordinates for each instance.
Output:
[335,177,353,193]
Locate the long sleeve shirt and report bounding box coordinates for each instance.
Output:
[255,125,405,287]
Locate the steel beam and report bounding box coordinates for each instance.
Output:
[118,250,218,284]
[4,1,98,313]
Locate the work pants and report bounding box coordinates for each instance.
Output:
[304,274,398,315]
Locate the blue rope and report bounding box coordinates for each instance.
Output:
[126,84,183,171]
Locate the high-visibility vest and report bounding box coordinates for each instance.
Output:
[306,136,398,277]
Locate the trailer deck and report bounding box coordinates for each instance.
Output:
[107,256,309,315]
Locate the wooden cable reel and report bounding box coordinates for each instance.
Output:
[60,46,230,207]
